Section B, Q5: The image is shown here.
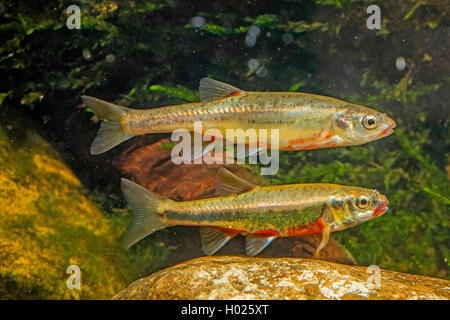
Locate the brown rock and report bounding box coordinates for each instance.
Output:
[114,138,252,200]
[113,256,450,300]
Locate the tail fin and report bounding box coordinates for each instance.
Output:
[81,95,135,154]
[120,178,171,249]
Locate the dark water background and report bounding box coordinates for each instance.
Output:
[0,1,448,298]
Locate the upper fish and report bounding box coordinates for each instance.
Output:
[82,78,396,154]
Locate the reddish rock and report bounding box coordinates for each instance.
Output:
[115,139,252,200]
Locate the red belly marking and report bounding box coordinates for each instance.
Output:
[284,217,326,237]
[285,130,332,150]
[213,226,244,235]
[249,229,281,237]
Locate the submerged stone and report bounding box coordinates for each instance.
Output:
[113,256,450,300]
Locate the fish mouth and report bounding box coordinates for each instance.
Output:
[373,200,389,217]
[378,121,396,138]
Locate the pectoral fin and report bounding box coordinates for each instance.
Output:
[200,227,237,256]
[246,147,266,159]
[314,222,331,259]
[245,234,277,256]
[232,145,266,160]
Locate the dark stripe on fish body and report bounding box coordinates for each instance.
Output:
[162,197,325,233]
[126,92,343,130]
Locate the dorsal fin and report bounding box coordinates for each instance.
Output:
[215,168,256,196]
[199,78,244,102]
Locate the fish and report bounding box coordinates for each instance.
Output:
[82,78,396,155]
[120,168,389,257]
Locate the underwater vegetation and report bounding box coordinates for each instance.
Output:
[0,0,448,300]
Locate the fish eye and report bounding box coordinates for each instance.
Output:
[356,195,370,209]
[363,115,377,129]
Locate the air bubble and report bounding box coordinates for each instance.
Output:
[256,67,268,78]
[106,54,115,63]
[191,16,206,28]
[282,33,293,45]
[248,59,260,71]
[82,49,92,61]
[245,25,261,47]
[343,62,354,75]
[396,57,406,71]
[248,25,261,37]
[245,34,257,47]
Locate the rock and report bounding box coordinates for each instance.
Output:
[113,256,450,300]
[114,139,356,266]
[114,138,255,201]
[0,113,152,299]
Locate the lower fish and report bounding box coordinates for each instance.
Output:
[121,168,389,257]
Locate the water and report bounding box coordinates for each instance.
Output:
[0,0,448,299]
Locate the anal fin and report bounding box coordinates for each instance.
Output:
[245,234,277,256]
[200,227,237,256]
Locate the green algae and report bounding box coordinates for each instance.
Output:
[0,111,168,299]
